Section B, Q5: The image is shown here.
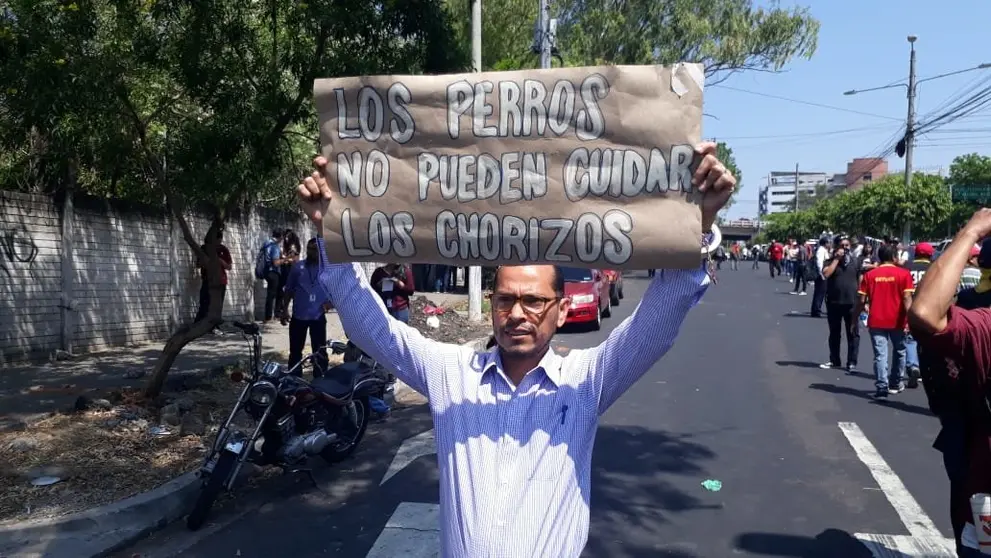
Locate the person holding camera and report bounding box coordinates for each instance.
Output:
[370,263,416,323]
[820,235,862,373]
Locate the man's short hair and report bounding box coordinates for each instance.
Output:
[272,229,284,239]
[493,265,565,298]
[877,244,895,263]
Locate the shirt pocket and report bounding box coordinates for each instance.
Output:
[526,394,589,482]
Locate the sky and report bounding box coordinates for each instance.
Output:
[706,0,991,219]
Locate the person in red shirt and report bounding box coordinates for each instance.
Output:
[910,209,991,557]
[856,244,915,399]
[768,239,784,278]
[370,263,416,323]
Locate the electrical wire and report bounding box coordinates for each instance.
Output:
[711,85,903,121]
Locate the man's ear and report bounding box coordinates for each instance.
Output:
[555,298,571,328]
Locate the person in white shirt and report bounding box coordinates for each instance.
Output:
[811,237,831,317]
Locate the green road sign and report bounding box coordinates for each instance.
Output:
[952,184,991,203]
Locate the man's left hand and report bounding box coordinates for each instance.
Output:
[692,142,737,231]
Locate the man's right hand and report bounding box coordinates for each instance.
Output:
[833,248,846,259]
[961,208,991,242]
[297,156,333,225]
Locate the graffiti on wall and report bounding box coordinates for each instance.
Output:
[0,227,39,278]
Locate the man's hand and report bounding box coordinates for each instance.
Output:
[692,142,737,231]
[298,156,333,225]
[834,248,846,259]
[960,208,991,243]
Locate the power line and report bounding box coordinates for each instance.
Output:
[716,124,891,141]
[711,85,904,121]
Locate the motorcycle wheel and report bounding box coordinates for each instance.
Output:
[186,451,237,531]
[321,397,370,464]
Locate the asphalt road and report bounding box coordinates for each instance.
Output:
[117,267,951,558]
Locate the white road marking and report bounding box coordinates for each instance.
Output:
[838,421,956,557]
[380,428,436,486]
[365,502,441,557]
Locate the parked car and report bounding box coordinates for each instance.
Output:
[601,269,624,306]
[561,267,611,330]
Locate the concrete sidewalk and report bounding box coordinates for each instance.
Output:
[0,314,347,432]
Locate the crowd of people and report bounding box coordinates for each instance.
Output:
[743,220,991,557]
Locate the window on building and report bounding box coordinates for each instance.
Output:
[862,173,872,181]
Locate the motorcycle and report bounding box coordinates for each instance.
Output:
[186,321,390,530]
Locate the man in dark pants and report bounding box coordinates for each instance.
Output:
[820,235,861,372]
[195,228,232,335]
[810,236,831,317]
[263,229,284,322]
[281,238,330,377]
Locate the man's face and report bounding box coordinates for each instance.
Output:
[490,265,569,360]
[839,240,850,251]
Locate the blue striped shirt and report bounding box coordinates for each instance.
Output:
[318,239,709,557]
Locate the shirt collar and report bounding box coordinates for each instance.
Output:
[482,344,564,389]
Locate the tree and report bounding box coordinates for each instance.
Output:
[1,0,465,397]
[949,153,991,188]
[442,0,820,80]
[761,173,952,242]
[715,141,743,210]
[556,0,819,83]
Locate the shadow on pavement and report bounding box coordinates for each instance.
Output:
[777,360,825,369]
[734,529,872,558]
[583,425,718,558]
[808,382,935,417]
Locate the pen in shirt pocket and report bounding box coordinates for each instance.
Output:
[560,404,569,424]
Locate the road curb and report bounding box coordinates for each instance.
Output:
[390,335,491,405]
[0,471,200,558]
[0,335,492,557]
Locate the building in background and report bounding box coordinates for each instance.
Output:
[761,170,832,215]
[843,158,888,190]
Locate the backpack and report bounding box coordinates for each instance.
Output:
[254,240,273,279]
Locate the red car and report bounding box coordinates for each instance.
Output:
[561,267,611,330]
[601,269,624,306]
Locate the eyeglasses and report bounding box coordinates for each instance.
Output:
[489,293,559,316]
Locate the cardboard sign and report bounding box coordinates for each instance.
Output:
[314,63,705,269]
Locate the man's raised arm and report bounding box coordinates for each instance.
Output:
[298,160,458,397]
[584,141,736,414]
[588,265,709,413]
[315,240,450,395]
[910,209,991,335]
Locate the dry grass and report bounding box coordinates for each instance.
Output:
[0,355,343,524]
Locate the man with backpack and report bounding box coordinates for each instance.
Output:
[255,229,286,322]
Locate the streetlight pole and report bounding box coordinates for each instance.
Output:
[843,39,990,245]
[903,36,917,245]
[467,0,483,322]
[538,0,552,70]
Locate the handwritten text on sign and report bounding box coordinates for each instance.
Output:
[314,64,705,269]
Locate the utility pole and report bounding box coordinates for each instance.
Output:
[902,35,918,245]
[467,0,483,322]
[793,164,800,213]
[537,0,553,70]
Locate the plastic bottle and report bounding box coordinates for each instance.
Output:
[859,311,868,327]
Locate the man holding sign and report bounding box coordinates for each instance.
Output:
[299,64,732,557]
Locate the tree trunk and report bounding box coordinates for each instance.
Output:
[144,216,227,398]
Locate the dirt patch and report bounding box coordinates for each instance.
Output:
[408,295,492,345]
[0,357,340,524]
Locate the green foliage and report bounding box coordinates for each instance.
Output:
[949,153,991,187]
[441,0,819,79]
[715,141,742,209]
[0,0,466,211]
[761,173,953,242]
[556,0,819,82]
